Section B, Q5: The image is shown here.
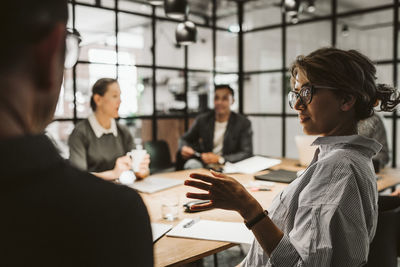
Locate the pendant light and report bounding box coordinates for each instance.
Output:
[176,20,197,45]
[306,0,316,13]
[341,24,349,37]
[283,0,300,16]
[164,0,189,20]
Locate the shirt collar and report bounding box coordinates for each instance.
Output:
[0,134,64,176]
[88,113,118,138]
[312,135,382,155]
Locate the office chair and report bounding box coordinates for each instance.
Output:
[366,196,400,267]
[144,140,175,174]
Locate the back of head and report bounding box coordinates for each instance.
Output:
[0,0,68,74]
[290,47,400,121]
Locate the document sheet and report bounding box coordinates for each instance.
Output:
[151,223,172,242]
[223,156,281,174]
[167,219,254,244]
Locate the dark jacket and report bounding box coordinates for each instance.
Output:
[0,135,153,267]
[179,111,253,163]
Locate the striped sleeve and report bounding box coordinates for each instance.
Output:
[268,234,302,266]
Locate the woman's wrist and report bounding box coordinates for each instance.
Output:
[111,168,121,180]
[238,197,264,222]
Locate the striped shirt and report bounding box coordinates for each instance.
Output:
[242,135,381,267]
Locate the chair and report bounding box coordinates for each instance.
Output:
[366,196,400,267]
[144,140,175,174]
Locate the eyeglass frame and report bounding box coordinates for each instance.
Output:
[288,84,339,109]
[65,28,82,69]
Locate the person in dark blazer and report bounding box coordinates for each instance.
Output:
[177,84,253,169]
[0,1,153,266]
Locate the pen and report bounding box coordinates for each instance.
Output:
[249,187,271,192]
[183,217,200,228]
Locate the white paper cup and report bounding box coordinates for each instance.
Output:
[127,149,147,172]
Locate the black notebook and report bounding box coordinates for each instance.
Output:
[254,169,298,184]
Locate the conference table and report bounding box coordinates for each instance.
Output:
[139,158,400,267]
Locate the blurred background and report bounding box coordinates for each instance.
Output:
[47,0,399,167]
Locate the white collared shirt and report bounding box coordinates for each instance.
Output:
[212,120,228,156]
[88,113,118,138]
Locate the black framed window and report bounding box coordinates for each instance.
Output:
[242,0,400,167]
[53,0,400,168]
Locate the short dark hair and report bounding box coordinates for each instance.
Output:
[290,47,400,121]
[90,78,118,111]
[0,0,68,72]
[215,84,234,97]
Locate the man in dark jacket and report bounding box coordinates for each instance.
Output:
[177,84,253,169]
[0,1,153,266]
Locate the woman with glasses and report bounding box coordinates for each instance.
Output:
[68,78,150,181]
[185,47,400,266]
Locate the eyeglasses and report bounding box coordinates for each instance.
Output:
[65,28,81,69]
[288,85,338,109]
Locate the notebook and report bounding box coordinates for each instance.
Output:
[255,169,298,184]
[129,177,183,193]
[151,223,172,243]
[295,135,319,166]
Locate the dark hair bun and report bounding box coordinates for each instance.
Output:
[376,83,400,112]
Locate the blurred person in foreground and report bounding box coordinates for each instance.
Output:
[0,1,153,266]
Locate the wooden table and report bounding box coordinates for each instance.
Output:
[376,167,400,192]
[140,158,400,267]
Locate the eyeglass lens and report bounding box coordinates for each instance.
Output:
[288,86,312,109]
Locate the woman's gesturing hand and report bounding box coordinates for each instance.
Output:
[184,170,261,219]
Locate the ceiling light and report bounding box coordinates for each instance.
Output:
[285,0,296,8]
[306,0,315,13]
[176,20,197,45]
[284,0,300,16]
[307,4,315,12]
[290,14,299,24]
[307,5,315,12]
[164,0,189,20]
[341,24,349,37]
[228,24,240,33]
[147,0,163,5]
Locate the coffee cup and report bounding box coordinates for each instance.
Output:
[127,149,147,172]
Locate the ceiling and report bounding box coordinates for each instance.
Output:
[78,0,395,36]
[121,0,393,22]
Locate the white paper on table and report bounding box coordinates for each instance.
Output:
[128,177,183,193]
[223,156,281,174]
[167,219,254,244]
[151,223,172,243]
